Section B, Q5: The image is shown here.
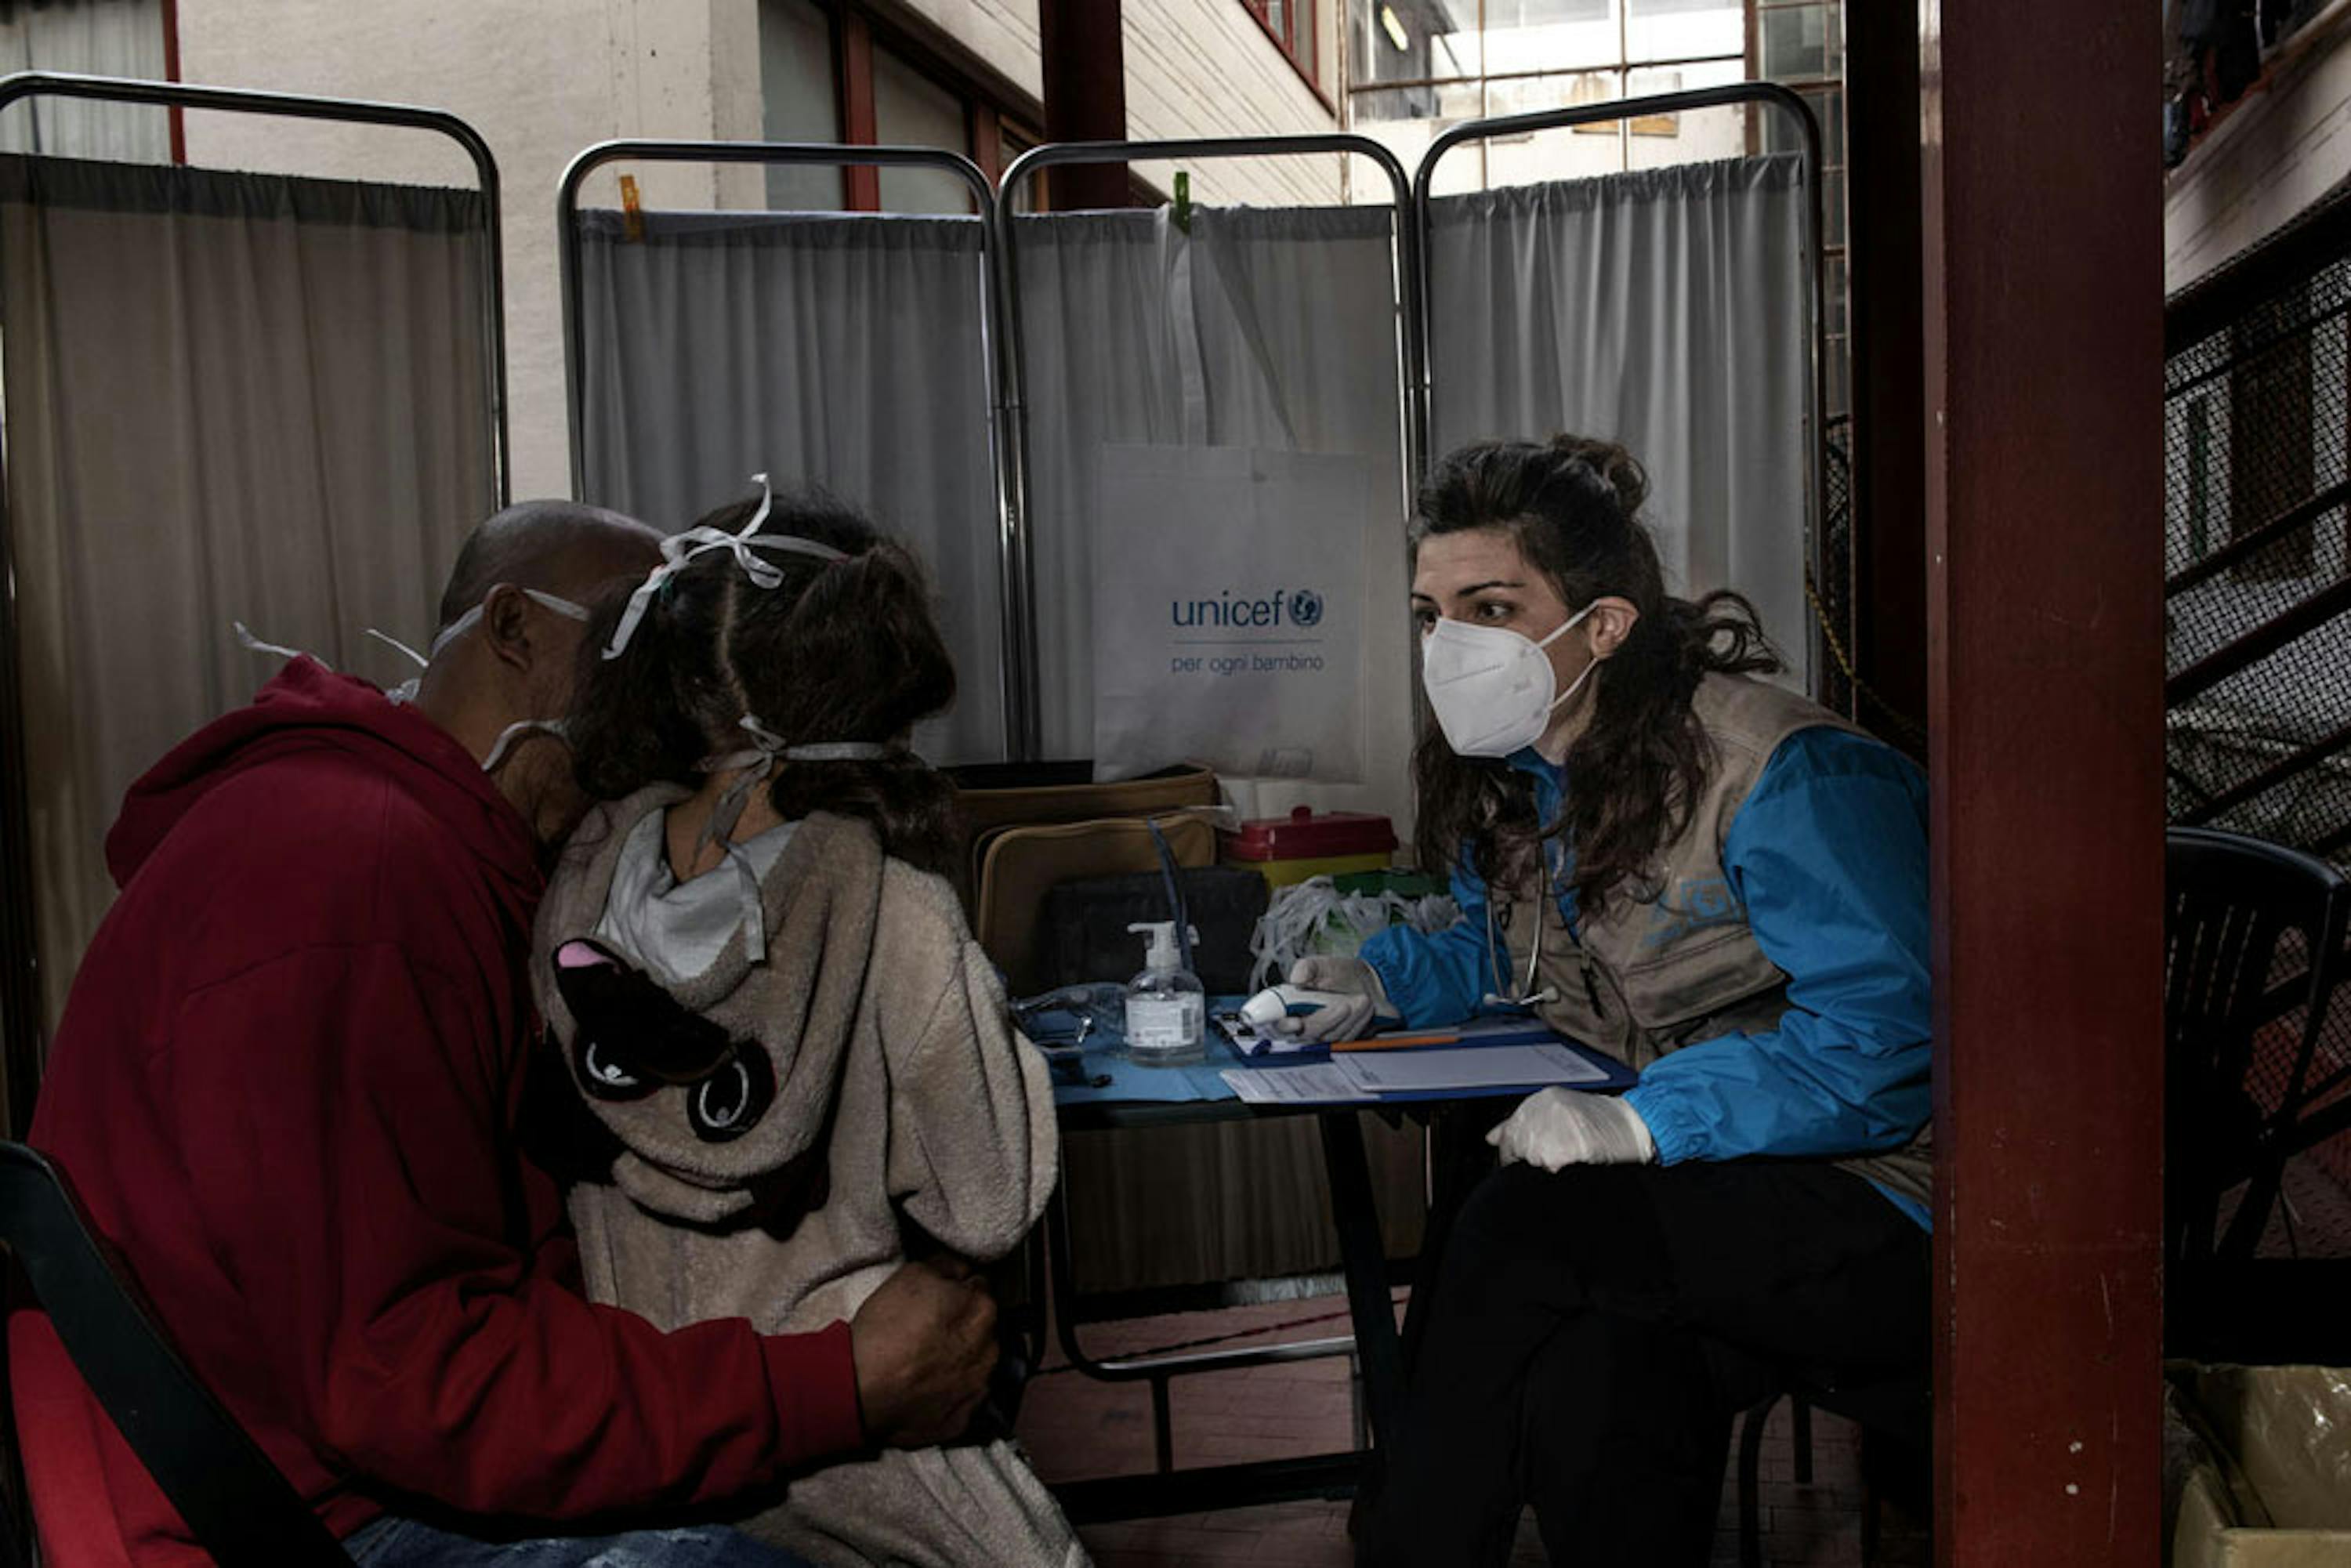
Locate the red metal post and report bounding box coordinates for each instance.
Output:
[1922,4,2165,1564]
[161,0,185,165]
[839,11,880,212]
[1039,0,1127,211]
[973,105,1003,186]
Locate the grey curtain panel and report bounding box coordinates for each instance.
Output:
[571,208,1005,766]
[1009,203,1418,830]
[0,154,498,1036]
[0,0,170,162]
[1425,154,1815,686]
[1005,201,1425,1291]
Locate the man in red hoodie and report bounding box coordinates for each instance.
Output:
[9,502,1001,1566]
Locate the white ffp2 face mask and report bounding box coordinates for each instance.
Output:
[1419,604,1599,758]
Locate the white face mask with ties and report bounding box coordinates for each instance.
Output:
[480,716,571,774]
[1419,603,1600,759]
[374,588,592,706]
[458,590,592,771]
[423,588,591,661]
[237,589,592,773]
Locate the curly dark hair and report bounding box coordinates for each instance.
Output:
[566,487,962,874]
[1411,435,1781,918]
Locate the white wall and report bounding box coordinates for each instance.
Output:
[893,0,1346,206]
[892,0,1041,100]
[178,0,763,504]
[2167,7,2351,294]
[1126,0,1342,207]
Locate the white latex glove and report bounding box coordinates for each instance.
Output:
[1486,1088,1657,1171]
[1279,955,1400,1044]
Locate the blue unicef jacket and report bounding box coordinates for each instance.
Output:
[1359,726,1933,1228]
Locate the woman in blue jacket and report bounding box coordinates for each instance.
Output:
[1317,436,1932,1566]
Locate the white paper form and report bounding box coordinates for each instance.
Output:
[1220,1064,1371,1105]
[1333,1043,1611,1096]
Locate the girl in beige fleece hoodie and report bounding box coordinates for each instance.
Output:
[531,483,1085,1568]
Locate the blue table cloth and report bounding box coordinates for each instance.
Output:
[1034,997,1635,1110]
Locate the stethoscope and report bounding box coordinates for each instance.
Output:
[1480,836,1564,1010]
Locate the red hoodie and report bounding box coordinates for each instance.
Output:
[8,661,864,1566]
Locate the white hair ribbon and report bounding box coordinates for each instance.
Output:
[601,473,849,661]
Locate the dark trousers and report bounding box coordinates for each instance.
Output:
[1358,1160,1929,1567]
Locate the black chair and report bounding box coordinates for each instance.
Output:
[0,1141,353,1565]
[2164,826,2351,1360]
[1731,1368,1928,1568]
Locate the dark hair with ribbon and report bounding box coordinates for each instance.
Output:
[567,485,962,874]
[1409,434,1780,918]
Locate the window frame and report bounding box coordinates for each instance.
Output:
[769,0,1009,212]
[1339,2,1846,410]
[1243,0,1332,109]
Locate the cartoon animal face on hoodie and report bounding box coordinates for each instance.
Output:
[533,789,889,1226]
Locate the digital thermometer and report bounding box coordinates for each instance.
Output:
[1238,983,1353,1031]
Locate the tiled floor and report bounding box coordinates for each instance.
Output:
[1016,1295,1929,1566]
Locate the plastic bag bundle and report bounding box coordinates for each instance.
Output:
[1248,875,1461,990]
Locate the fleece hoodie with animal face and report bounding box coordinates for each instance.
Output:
[9,660,864,1568]
[533,784,1081,1568]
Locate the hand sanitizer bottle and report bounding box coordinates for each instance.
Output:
[1124,921,1205,1065]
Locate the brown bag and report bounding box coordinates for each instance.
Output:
[944,761,1219,915]
[973,810,1222,997]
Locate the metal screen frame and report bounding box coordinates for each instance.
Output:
[0,71,509,1135]
[993,134,1424,764]
[554,141,1016,756]
[1414,83,1831,693]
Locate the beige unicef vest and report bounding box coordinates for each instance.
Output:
[1498,673,1932,1213]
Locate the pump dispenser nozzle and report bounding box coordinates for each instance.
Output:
[1127,922,1201,972]
[1128,921,1180,972]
